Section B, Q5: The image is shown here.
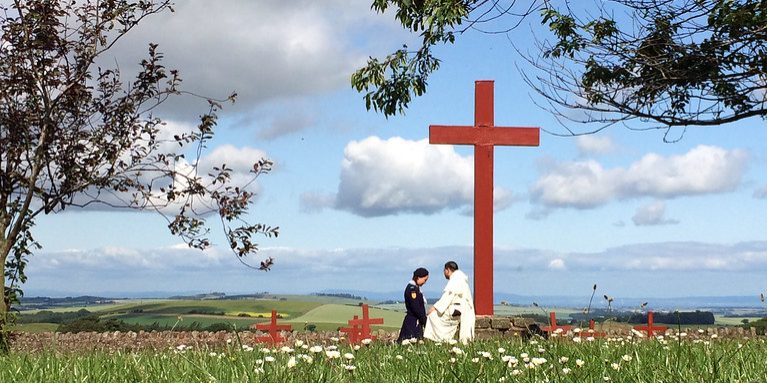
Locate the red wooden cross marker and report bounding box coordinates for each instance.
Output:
[541,312,572,334]
[586,319,606,338]
[633,311,668,337]
[255,309,292,344]
[429,80,540,316]
[340,304,383,344]
[339,315,362,344]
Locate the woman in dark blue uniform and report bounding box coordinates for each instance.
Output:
[397,267,429,343]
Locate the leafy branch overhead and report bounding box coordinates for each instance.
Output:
[351,1,542,117]
[527,0,767,136]
[0,0,276,350]
[355,0,767,137]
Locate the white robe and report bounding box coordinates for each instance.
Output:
[423,269,475,344]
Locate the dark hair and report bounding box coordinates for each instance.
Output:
[412,267,429,280]
[444,261,458,271]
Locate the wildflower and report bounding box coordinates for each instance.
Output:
[242,345,254,352]
[294,340,304,348]
[586,336,595,342]
[611,363,620,371]
[254,367,264,374]
[226,338,232,344]
[326,345,338,351]
[264,356,275,363]
[559,356,569,364]
[531,357,547,366]
[343,364,356,371]
[621,354,632,362]
[573,328,582,334]
[361,338,373,345]
[504,356,519,367]
[450,347,464,355]
[395,355,404,360]
[710,334,718,339]
[447,339,459,345]
[575,359,585,367]
[537,347,545,354]
[497,347,506,354]
[287,357,297,368]
[562,367,572,374]
[330,337,339,342]
[353,345,361,351]
[471,357,480,363]
[300,354,313,363]
[449,357,456,363]
[255,359,264,365]
[511,369,522,376]
[499,378,507,382]
[401,338,412,346]
[573,337,582,343]
[280,346,294,353]
[520,352,529,358]
[325,350,341,359]
[260,348,271,353]
[479,351,493,359]
[603,377,611,381]
[209,352,218,357]
[344,353,355,360]
[309,345,323,353]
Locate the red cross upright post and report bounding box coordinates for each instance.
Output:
[633,311,668,337]
[429,81,540,316]
[541,312,572,335]
[255,309,292,344]
[341,304,384,344]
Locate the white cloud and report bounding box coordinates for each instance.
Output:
[103,0,404,121]
[331,136,513,217]
[24,241,767,297]
[531,145,749,209]
[632,201,679,226]
[576,135,615,156]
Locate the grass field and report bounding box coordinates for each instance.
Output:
[2,333,766,382]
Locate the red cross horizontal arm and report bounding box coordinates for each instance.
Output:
[429,80,540,316]
[255,309,292,344]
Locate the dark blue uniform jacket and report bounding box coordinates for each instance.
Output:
[397,281,427,342]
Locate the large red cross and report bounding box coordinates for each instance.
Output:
[429,80,539,316]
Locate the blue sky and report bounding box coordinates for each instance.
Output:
[22,1,767,304]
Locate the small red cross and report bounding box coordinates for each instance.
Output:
[255,309,292,344]
[340,304,383,344]
[429,81,540,316]
[586,319,606,338]
[633,311,667,337]
[541,312,572,334]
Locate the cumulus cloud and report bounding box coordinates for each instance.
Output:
[25,241,767,297]
[329,137,513,217]
[576,135,615,156]
[632,201,679,226]
[531,145,749,209]
[102,1,404,121]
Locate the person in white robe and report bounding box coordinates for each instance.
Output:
[423,261,475,344]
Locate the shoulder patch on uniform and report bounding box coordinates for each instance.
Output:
[410,292,417,299]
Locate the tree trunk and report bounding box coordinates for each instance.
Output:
[0,255,8,353]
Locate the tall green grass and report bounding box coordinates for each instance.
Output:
[3,334,766,382]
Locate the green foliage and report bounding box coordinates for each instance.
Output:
[533,0,767,132]
[351,0,472,117]
[18,309,93,324]
[0,0,277,350]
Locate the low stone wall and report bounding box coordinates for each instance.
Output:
[11,329,399,353]
[474,316,761,339]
